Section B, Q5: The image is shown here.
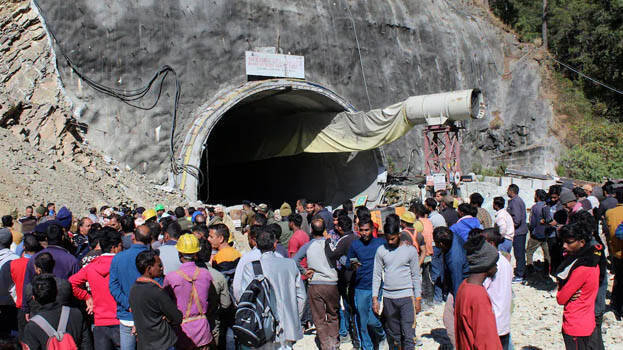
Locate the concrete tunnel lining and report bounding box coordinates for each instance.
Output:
[177,79,387,207]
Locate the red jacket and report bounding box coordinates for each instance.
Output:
[556,265,599,336]
[10,257,29,308]
[69,254,119,326]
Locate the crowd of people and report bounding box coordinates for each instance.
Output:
[0,180,620,350]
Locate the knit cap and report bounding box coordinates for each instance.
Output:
[559,189,577,205]
[465,236,499,274]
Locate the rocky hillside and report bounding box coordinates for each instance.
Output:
[0,0,184,214]
[28,0,558,184]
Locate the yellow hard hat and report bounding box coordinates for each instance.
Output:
[414,220,424,233]
[176,233,200,254]
[143,208,157,221]
[400,211,416,224]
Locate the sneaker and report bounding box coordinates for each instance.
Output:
[512,276,524,284]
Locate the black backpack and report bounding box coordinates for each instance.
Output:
[232,261,279,347]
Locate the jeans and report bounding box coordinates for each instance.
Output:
[431,246,444,303]
[513,234,527,278]
[94,325,121,350]
[119,324,136,350]
[499,239,513,254]
[354,289,385,350]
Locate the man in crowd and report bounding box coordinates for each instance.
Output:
[294,218,339,350]
[23,253,74,322]
[109,224,154,350]
[346,217,385,350]
[130,250,182,350]
[21,274,92,349]
[233,225,279,302]
[454,234,502,349]
[507,184,528,283]
[433,226,469,348]
[424,198,447,229]
[159,222,183,275]
[470,192,493,229]
[239,230,306,350]
[605,187,623,317]
[555,223,602,349]
[372,214,421,350]
[295,199,312,234]
[481,228,513,349]
[493,196,515,254]
[73,217,94,260]
[450,203,482,243]
[23,223,80,293]
[69,228,123,350]
[0,234,42,336]
[440,196,459,227]
[527,189,551,276]
[164,234,213,349]
[0,228,18,336]
[325,215,360,348]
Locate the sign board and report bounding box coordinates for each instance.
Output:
[426,175,434,186]
[245,51,305,79]
[370,210,382,231]
[433,173,446,192]
[354,195,368,208]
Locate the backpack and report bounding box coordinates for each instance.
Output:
[30,306,78,350]
[615,221,623,240]
[232,261,279,347]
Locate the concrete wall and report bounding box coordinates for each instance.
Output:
[460,176,557,220]
[35,0,558,184]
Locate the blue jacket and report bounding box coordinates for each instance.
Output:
[109,244,162,321]
[449,217,482,242]
[346,238,385,290]
[443,234,469,297]
[316,208,334,232]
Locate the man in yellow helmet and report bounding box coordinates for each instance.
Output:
[400,211,428,267]
[164,234,213,349]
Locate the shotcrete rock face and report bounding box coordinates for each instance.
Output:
[202,88,380,207]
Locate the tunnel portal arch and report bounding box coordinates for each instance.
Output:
[176,79,386,206]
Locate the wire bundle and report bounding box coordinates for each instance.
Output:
[31,0,203,185]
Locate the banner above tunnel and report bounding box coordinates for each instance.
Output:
[220,89,485,163]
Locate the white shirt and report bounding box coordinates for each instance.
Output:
[587,195,599,209]
[483,252,513,336]
[495,209,515,241]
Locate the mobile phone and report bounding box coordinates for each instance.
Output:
[350,258,361,265]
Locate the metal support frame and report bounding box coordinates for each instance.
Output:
[423,124,462,185]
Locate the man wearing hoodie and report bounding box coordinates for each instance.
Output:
[109,225,155,350]
[450,204,483,243]
[0,228,18,337]
[69,228,123,350]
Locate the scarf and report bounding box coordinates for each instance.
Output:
[555,243,605,288]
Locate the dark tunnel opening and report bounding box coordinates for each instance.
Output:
[199,88,381,208]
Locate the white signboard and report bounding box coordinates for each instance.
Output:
[433,173,447,192]
[245,51,305,79]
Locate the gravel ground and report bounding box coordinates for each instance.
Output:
[294,265,623,350]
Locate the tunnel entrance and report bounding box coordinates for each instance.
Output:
[196,84,382,207]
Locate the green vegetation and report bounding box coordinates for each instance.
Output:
[489,0,623,181]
